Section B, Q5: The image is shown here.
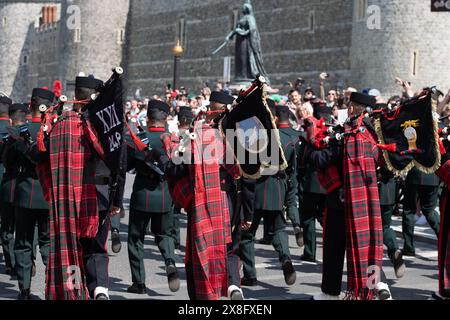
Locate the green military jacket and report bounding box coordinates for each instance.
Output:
[0,122,17,204]
[378,166,397,206]
[254,126,298,216]
[405,167,439,187]
[8,118,49,210]
[0,119,10,191]
[128,128,172,213]
[297,139,327,195]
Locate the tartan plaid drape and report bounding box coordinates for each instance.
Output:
[185,123,232,300]
[37,112,99,300]
[343,123,384,300]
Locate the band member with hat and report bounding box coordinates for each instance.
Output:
[305,92,389,300]
[75,76,127,300]
[0,96,11,189]
[126,99,179,295]
[2,88,54,299]
[30,75,113,300]
[0,102,25,277]
[240,102,297,287]
[163,90,255,300]
[297,102,326,263]
[171,106,195,250]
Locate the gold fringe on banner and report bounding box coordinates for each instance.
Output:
[374,96,441,177]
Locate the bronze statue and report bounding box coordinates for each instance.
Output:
[213,0,269,84]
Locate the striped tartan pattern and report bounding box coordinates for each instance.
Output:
[186,123,231,300]
[37,112,99,300]
[343,124,383,300]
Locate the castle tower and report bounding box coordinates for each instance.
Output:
[350,0,450,98]
[59,0,130,92]
[0,1,58,100]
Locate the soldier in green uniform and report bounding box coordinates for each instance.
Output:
[172,106,194,250]
[0,96,12,257]
[0,96,11,195]
[3,89,54,299]
[0,102,22,277]
[297,143,326,262]
[402,168,441,256]
[240,103,297,287]
[378,166,405,278]
[126,100,179,294]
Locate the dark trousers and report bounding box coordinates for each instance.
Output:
[14,208,49,290]
[381,205,399,256]
[240,210,290,279]
[127,209,175,284]
[172,206,181,248]
[1,202,16,270]
[227,218,241,288]
[402,185,440,253]
[110,214,120,233]
[321,207,346,296]
[80,210,110,298]
[301,193,325,259]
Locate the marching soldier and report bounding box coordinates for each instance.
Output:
[0,96,11,203]
[298,138,326,263]
[240,103,297,287]
[378,166,405,278]
[172,106,194,250]
[402,168,440,256]
[0,102,23,277]
[126,99,179,294]
[3,89,54,299]
[0,96,12,270]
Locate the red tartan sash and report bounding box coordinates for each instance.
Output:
[343,124,383,300]
[187,123,230,300]
[38,112,100,300]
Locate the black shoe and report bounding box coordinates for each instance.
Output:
[432,291,450,300]
[32,262,36,278]
[127,283,147,294]
[300,254,316,263]
[95,293,110,300]
[282,260,296,286]
[401,249,416,257]
[390,250,406,279]
[294,226,304,247]
[17,289,31,300]
[166,263,180,292]
[111,230,122,254]
[241,277,257,287]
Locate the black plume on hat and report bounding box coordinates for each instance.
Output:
[210,91,235,105]
[148,100,170,114]
[32,88,55,102]
[0,96,12,106]
[350,92,376,108]
[75,76,104,90]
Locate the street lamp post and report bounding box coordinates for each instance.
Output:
[172,39,184,90]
